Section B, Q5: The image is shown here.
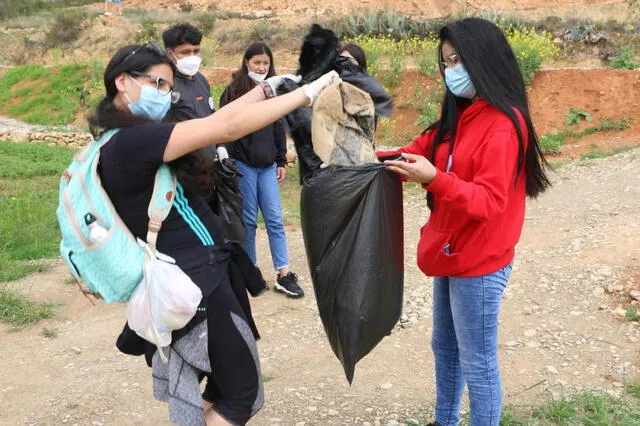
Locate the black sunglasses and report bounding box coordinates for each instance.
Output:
[120,40,166,65]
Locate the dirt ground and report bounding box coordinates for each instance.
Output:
[1,69,639,426]
[1,142,639,425]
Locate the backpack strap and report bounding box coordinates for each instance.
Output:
[146,164,177,252]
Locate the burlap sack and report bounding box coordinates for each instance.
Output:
[311,81,378,166]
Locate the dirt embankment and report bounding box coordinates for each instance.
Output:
[122,0,635,20]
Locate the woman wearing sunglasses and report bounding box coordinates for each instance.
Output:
[92,42,337,426]
[382,18,551,426]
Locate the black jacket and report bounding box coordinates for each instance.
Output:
[166,72,215,122]
[165,71,217,158]
[219,86,287,168]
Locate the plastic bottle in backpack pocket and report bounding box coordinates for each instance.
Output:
[84,213,109,243]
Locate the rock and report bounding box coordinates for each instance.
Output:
[381,383,392,390]
[249,10,273,18]
[593,286,605,296]
[524,329,537,337]
[545,365,559,375]
[630,290,640,302]
[596,265,614,278]
[327,409,339,416]
[613,307,627,317]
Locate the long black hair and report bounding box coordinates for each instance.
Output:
[88,44,214,198]
[221,42,275,103]
[428,18,550,208]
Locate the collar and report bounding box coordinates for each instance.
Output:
[458,99,489,123]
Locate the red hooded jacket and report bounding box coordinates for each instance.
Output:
[380,100,528,277]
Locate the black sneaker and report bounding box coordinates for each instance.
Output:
[275,272,304,298]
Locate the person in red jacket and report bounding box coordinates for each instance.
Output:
[383,18,551,426]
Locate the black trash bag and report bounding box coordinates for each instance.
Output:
[209,158,246,243]
[301,164,404,383]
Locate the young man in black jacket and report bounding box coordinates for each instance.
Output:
[163,23,228,161]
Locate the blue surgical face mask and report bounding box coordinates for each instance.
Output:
[125,76,171,121]
[444,63,477,99]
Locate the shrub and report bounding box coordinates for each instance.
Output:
[566,108,592,125]
[136,20,161,43]
[246,19,281,44]
[45,10,88,48]
[195,12,216,35]
[199,38,220,67]
[348,27,555,86]
[409,80,445,129]
[608,47,639,70]
[333,10,444,39]
[346,35,438,89]
[598,117,634,131]
[539,133,565,154]
[418,54,439,77]
[502,24,559,84]
[178,2,194,13]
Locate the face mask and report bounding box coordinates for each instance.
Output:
[248,71,268,82]
[444,64,477,99]
[126,76,171,121]
[176,55,202,77]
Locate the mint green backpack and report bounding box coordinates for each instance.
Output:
[57,129,176,303]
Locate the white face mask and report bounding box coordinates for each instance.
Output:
[176,55,202,77]
[248,71,268,82]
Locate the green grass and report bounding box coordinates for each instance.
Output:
[0,140,76,178]
[540,117,635,156]
[0,141,74,282]
[626,307,640,322]
[539,133,565,155]
[278,165,301,226]
[407,382,640,425]
[0,63,98,126]
[580,145,636,161]
[0,286,55,330]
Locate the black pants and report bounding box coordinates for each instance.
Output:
[201,276,263,425]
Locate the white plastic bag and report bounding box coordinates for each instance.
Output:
[126,239,203,362]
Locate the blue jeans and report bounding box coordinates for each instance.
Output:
[431,264,512,426]
[236,161,289,271]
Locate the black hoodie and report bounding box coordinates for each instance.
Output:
[219,86,288,168]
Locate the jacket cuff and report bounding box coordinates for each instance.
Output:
[425,169,451,194]
[276,160,286,168]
